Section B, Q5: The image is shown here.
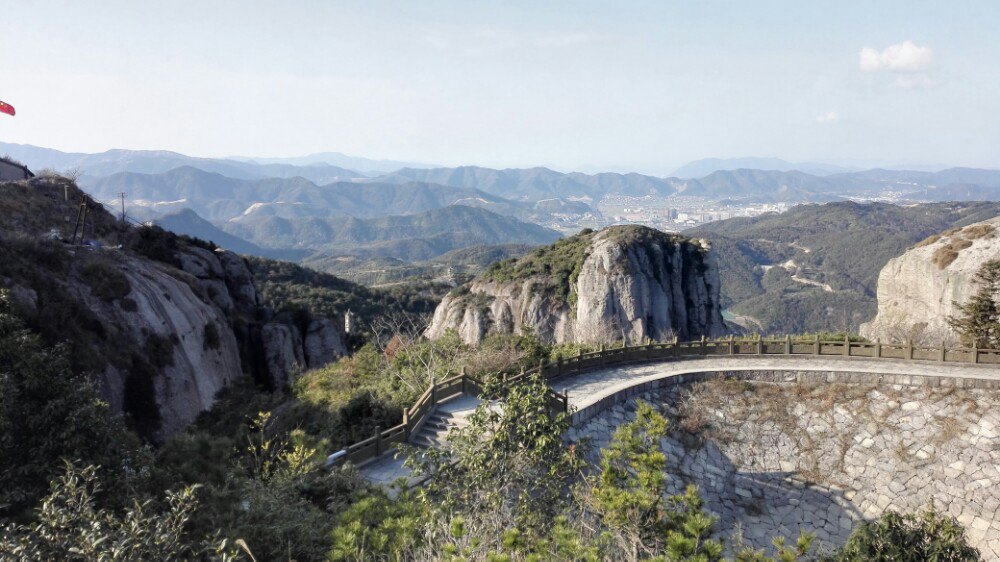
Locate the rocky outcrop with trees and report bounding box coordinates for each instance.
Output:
[861,218,1000,345]
[426,225,727,345]
[0,175,347,441]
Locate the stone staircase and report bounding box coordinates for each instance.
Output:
[410,395,479,448]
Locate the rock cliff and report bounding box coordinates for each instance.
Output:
[0,176,347,441]
[426,225,726,344]
[860,218,1000,345]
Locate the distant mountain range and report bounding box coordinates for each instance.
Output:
[153,208,308,261]
[82,166,528,222]
[376,166,677,201]
[672,157,856,178]
[0,142,366,184]
[230,152,433,176]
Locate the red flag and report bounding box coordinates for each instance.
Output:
[0,101,14,117]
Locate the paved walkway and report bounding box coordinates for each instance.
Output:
[359,355,1000,486]
[359,395,481,488]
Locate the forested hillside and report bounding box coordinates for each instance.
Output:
[690,201,1000,333]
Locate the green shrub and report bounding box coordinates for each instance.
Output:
[0,290,133,512]
[203,322,221,350]
[80,261,131,302]
[0,463,232,560]
[835,505,980,561]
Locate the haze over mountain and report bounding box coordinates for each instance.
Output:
[232,152,433,176]
[0,142,365,184]
[671,157,856,178]
[82,166,527,221]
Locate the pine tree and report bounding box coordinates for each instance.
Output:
[948,260,1000,348]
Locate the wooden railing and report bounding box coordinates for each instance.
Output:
[328,335,1000,468]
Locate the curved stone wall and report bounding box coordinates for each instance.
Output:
[570,371,1000,559]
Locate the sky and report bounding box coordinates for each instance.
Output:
[1,0,999,174]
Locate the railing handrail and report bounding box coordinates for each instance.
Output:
[327,335,1000,468]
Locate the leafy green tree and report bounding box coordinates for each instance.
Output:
[949,260,1000,349]
[835,506,980,561]
[410,373,581,529]
[0,462,234,561]
[0,290,134,512]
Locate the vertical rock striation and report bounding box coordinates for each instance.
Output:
[0,176,349,440]
[861,218,1000,345]
[426,225,726,345]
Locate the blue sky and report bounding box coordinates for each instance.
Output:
[1,1,998,173]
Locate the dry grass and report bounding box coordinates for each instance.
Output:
[932,237,973,269]
[962,223,996,240]
[913,234,941,248]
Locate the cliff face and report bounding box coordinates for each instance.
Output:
[0,176,347,441]
[860,218,1000,345]
[426,226,726,345]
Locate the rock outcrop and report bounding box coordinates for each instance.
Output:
[0,176,348,441]
[426,225,726,344]
[860,218,1000,345]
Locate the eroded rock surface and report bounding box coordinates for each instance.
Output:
[861,219,1000,345]
[427,226,726,344]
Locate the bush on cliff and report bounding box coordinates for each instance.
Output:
[0,290,135,514]
[835,505,980,561]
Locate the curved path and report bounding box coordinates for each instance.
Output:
[360,354,1000,486]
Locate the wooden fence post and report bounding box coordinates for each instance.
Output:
[729,334,735,355]
[374,427,382,456]
[600,344,606,366]
[814,335,820,355]
[563,387,569,413]
[402,408,410,439]
[940,341,946,362]
[972,341,979,364]
[785,334,792,355]
[907,339,914,360]
[673,336,679,357]
[461,366,467,394]
[557,357,563,377]
[701,335,707,355]
[875,339,881,359]
[539,359,545,378]
[844,335,851,357]
[756,334,763,355]
[430,377,437,403]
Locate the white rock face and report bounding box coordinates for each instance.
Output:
[426,226,726,344]
[120,258,243,438]
[262,322,306,389]
[66,248,345,440]
[861,219,1000,345]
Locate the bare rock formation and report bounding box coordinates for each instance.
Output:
[860,218,1000,345]
[0,176,348,441]
[426,225,726,345]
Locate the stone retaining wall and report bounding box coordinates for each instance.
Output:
[570,371,1000,559]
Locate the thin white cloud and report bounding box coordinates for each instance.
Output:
[815,112,839,124]
[533,33,604,48]
[893,74,935,89]
[859,41,932,72]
